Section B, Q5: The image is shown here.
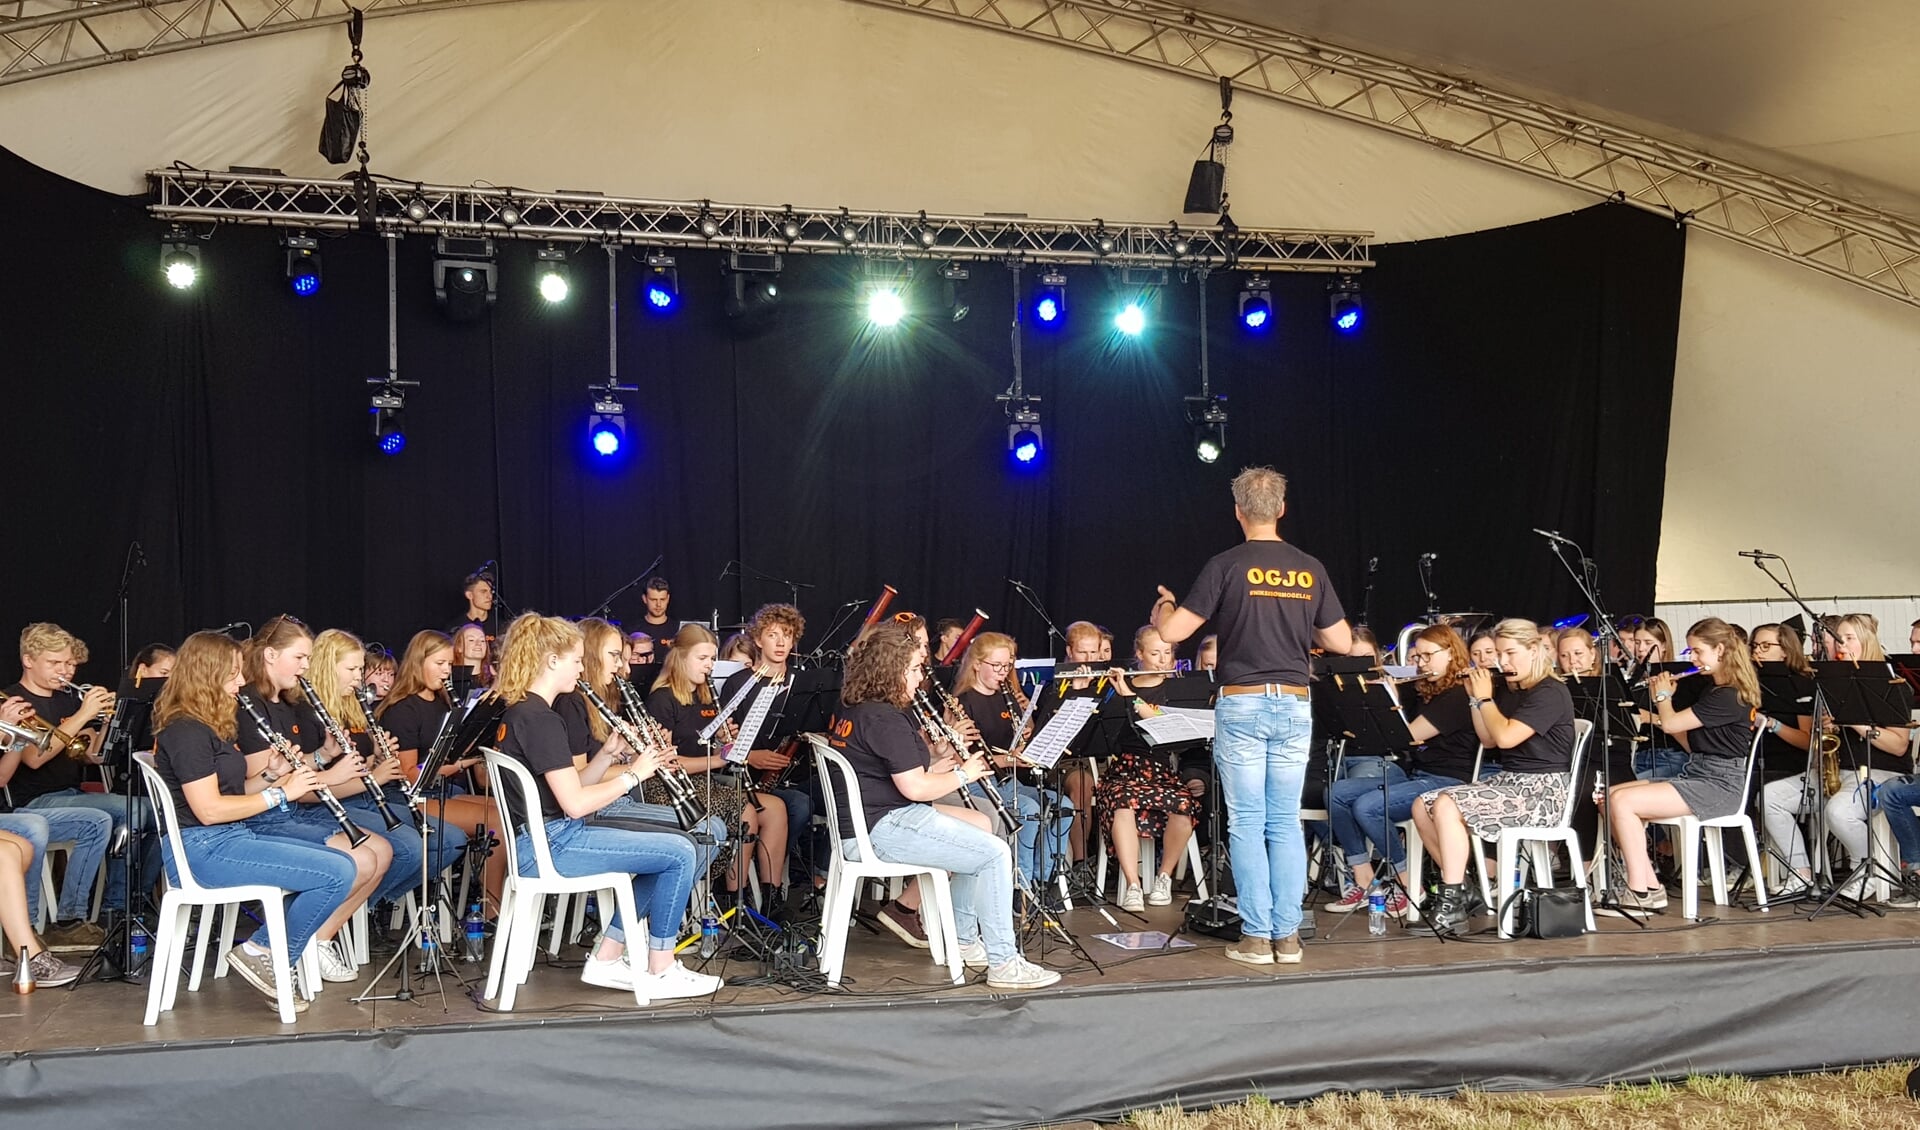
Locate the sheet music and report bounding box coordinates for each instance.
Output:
[1018,696,1099,769]
[1007,687,1043,756]
[711,660,746,679]
[722,681,784,766]
[1137,707,1214,745]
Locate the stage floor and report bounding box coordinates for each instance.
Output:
[8,892,1920,1129]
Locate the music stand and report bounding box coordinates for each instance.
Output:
[76,678,163,985]
[1805,661,1915,918]
[1725,662,1820,906]
[1314,669,1424,940]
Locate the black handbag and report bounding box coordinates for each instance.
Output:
[1501,885,1589,938]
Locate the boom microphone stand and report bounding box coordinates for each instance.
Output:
[585,553,664,622]
[1006,578,1067,660]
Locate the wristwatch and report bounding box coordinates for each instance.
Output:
[1653,690,1673,704]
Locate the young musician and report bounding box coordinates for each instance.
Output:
[827,620,1060,989]
[154,631,357,1012]
[627,632,656,670]
[1621,616,1685,781]
[719,633,754,664]
[1195,635,1219,674]
[639,577,682,640]
[1602,618,1761,916]
[459,572,496,628]
[377,630,506,915]
[305,630,470,915]
[934,619,966,665]
[1410,619,1576,936]
[451,623,495,692]
[950,632,1071,889]
[1555,629,1597,677]
[363,644,397,699]
[1093,626,1201,911]
[1762,614,1913,895]
[1748,623,1813,782]
[1031,621,1105,882]
[1467,631,1499,674]
[718,604,815,884]
[489,613,718,1001]
[129,644,177,682]
[236,616,393,981]
[0,827,80,986]
[1153,467,1353,966]
[0,694,112,949]
[1325,625,1482,918]
[6,622,158,944]
[647,624,789,895]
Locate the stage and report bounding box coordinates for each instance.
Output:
[6,894,1919,1130]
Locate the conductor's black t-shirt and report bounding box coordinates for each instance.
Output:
[1686,684,1756,760]
[376,692,451,754]
[829,702,931,838]
[495,696,574,828]
[155,717,248,829]
[1181,540,1345,687]
[1410,684,1478,780]
[1492,678,1577,774]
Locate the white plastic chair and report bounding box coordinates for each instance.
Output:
[132,752,306,1024]
[807,735,962,986]
[479,749,647,1011]
[1089,756,1210,902]
[1475,719,1597,938]
[1646,729,1770,919]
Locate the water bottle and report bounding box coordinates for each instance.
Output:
[129,921,151,967]
[1367,880,1387,936]
[462,903,485,963]
[699,914,719,959]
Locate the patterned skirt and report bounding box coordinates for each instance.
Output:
[1094,752,1199,842]
[643,774,751,874]
[1419,771,1570,840]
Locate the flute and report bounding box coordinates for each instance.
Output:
[237,692,368,848]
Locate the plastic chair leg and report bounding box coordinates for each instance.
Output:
[1740,822,1769,907]
[1705,825,1730,907]
[1680,824,1701,920]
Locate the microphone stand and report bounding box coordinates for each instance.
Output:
[811,599,870,663]
[726,561,814,612]
[1537,530,1649,928]
[79,540,150,985]
[585,553,664,622]
[100,540,144,676]
[1006,578,1067,660]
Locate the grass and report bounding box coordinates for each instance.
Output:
[1119,1063,1919,1129]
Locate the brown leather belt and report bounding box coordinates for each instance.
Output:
[1220,683,1309,699]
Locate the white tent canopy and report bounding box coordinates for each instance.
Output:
[2,0,1912,604]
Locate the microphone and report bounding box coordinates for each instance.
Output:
[1737,549,1781,561]
[207,621,251,637]
[718,562,739,582]
[1532,529,1575,545]
[1367,557,1379,572]
[1419,552,1437,563]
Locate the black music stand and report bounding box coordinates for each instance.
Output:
[1727,662,1820,906]
[1315,669,1424,940]
[76,678,162,985]
[1805,662,1915,919]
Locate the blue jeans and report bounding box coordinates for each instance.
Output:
[770,787,814,881]
[26,789,157,913]
[1634,748,1688,781]
[1004,777,1074,884]
[251,803,358,845]
[857,803,1017,965]
[1329,766,1467,872]
[1875,776,1920,868]
[1213,693,1313,940]
[601,796,726,875]
[1338,755,1390,781]
[344,791,471,905]
[167,821,358,960]
[524,818,697,951]
[0,807,112,923]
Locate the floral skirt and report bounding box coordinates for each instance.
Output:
[1094,752,1199,842]
[1419,771,1570,840]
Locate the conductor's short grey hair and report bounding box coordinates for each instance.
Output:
[1230,467,1288,523]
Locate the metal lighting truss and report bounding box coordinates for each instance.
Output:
[853,0,1920,308]
[0,1,529,85]
[147,167,1374,271]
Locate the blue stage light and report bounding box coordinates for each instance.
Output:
[378,430,406,455]
[1036,296,1060,323]
[1329,276,1364,334]
[590,421,623,457]
[1034,269,1067,326]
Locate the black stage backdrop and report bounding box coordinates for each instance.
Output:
[2,147,1682,674]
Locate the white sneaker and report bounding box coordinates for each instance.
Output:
[580,952,638,993]
[315,939,357,983]
[986,955,1061,991]
[1147,873,1174,906]
[638,960,723,1001]
[1118,884,1145,912]
[956,939,990,969]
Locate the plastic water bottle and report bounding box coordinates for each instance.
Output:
[129,922,151,967]
[462,903,485,963]
[1367,880,1388,936]
[699,914,719,959]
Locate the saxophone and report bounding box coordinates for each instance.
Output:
[1818,726,1844,797]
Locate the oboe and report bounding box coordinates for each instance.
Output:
[298,677,404,831]
[237,692,368,848]
[577,682,706,831]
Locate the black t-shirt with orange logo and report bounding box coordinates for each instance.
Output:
[495,696,575,827]
[645,686,720,758]
[1181,540,1346,687]
[956,688,1016,752]
[827,701,932,838]
[235,690,324,757]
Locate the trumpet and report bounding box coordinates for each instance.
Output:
[58,679,110,759]
[0,717,51,754]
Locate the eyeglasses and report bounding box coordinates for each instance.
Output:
[981,661,1013,672]
[1410,649,1445,661]
[267,613,307,631]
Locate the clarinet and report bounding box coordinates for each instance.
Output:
[912,688,1019,832]
[298,677,404,831]
[237,691,368,848]
[577,682,706,831]
[613,675,716,814]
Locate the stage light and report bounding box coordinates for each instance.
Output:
[282,232,321,297]
[642,253,678,311]
[403,189,430,224]
[1115,302,1146,336]
[866,286,906,328]
[1187,396,1228,463]
[370,389,406,456]
[1238,276,1272,331]
[1035,268,1067,325]
[433,235,497,322]
[160,227,200,289]
[913,210,939,249]
[535,245,569,304]
[1007,401,1043,467]
[696,205,721,240]
[498,195,522,228]
[940,262,971,323]
[778,209,803,243]
[1329,275,1364,333]
[837,209,861,247]
[588,393,627,458]
[724,251,782,320]
[1091,223,1116,257]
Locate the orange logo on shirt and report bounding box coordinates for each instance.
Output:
[1245,567,1315,589]
[495,723,508,742]
[833,718,854,739]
